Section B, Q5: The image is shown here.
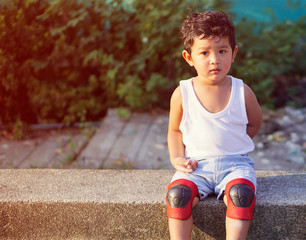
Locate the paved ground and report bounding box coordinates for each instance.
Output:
[0,109,304,171]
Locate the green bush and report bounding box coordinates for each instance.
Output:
[0,0,305,126]
[232,16,306,108]
[0,0,131,124]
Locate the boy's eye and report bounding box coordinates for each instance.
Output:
[201,51,208,56]
[220,50,227,54]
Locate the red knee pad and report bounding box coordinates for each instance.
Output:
[166,179,198,220]
[225,178,256,220]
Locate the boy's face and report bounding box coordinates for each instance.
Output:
[182,36,238,85]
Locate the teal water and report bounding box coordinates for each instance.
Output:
[232,0,305,22]
[74,0,306,22]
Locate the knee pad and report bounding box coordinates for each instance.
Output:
[166,179,198,220]
[225,178,256,220]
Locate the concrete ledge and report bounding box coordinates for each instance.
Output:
[0,170,305,239]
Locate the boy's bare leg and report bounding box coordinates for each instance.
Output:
[168,197,199,240]
[225,217,250,240]
[224,195,251,240]
[169,216,194,240]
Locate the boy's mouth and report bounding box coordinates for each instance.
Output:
[209,68,221,74]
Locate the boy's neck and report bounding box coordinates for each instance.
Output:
[191,75,232,113]
[194,75,231,88]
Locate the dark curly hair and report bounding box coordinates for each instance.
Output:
[180,11,236,54]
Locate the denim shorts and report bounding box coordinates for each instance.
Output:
[170,155,257,201]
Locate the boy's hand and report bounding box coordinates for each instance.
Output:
[173,157,198,173]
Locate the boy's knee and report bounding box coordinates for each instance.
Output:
[166,179,198,220]
[192,196,199,207]
[225,178,256,220]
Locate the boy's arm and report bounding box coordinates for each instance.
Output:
[244,84,263,139]
[168,86,197,173]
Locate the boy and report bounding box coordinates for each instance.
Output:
[166,11,262,240]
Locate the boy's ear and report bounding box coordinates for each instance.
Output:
[182,50,194,67]
[232,45,238,63]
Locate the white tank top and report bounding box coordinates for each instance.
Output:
[179,76,254,159]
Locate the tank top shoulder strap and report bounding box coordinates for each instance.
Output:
[179,78,193,109]
[231,76,248,123]
[179,78,193,130]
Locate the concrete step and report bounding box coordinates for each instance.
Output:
[0,170,304,239]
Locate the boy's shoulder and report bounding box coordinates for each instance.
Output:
[230,76,258,107]
[172,77,193,95]
[179,77,193,85]
[174,78,194,97]
[171,85,182,99]
[229,75,251,90]
[230,76,252,92]
[230,75,244,84]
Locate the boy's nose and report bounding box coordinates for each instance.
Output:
[210,54,220,64]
